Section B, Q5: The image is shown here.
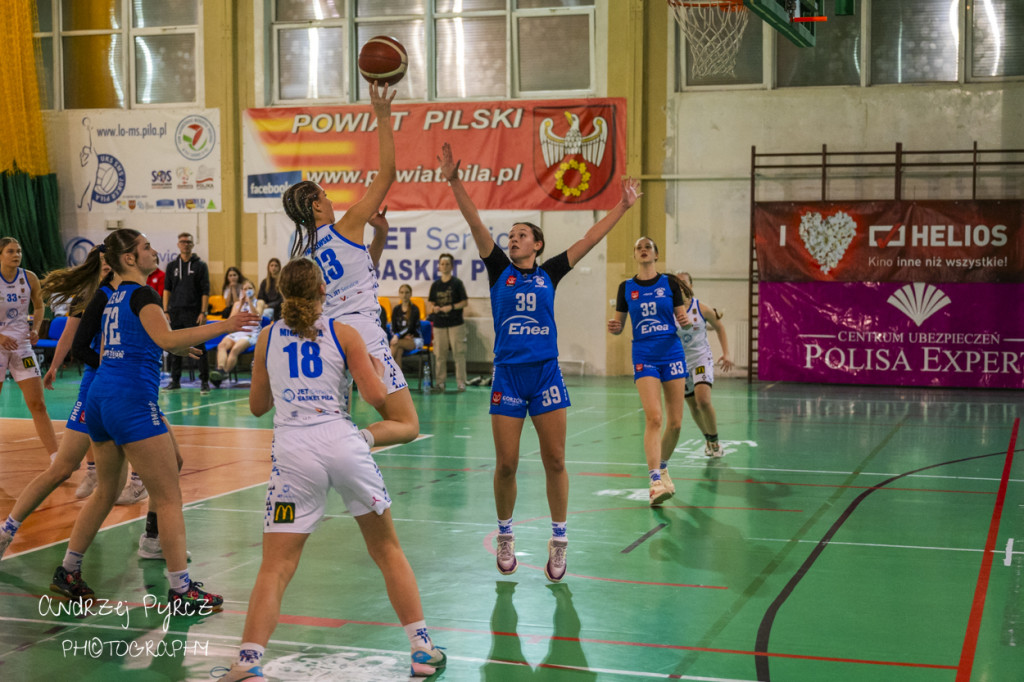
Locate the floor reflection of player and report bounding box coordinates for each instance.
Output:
[482,582,594,681]
[77,117,98,210]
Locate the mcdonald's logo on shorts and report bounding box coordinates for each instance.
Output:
[23,356,37,369]
[273,502,295,523]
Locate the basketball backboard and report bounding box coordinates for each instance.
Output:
[743,0,820,47]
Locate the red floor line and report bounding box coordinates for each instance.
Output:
[955,417,1019,682]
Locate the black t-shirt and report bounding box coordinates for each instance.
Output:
[391,302,422,339]
[427,276,468,328]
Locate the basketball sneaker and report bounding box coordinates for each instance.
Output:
[75,468,98,498]
[0,529,13,561]
[496,533,517,575]
[660,468,676,494]
[116,478,148,505]
[138,533,192,560]
[50,566,95,601]
[545,537,568,583]
[649,479,672,507]
[410,646,447,677]
[217,664,265,681]
[706,441,724,458]
[167,581,224,615]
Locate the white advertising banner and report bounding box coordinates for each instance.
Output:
[260,210,539,299]
[46,110,222,214]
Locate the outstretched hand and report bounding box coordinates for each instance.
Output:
[437,142,461,182]
[620,177,642,209]
[369,81,397,119]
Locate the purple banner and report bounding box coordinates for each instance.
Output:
[758,282,1024,389]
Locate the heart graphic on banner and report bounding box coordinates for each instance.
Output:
[798,210,857,274]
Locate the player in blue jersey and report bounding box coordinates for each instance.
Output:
[607,238,693,506]
[51,228,256,611]
[439,142,641,582]
[218,258,445,682]
[281,82,419,450]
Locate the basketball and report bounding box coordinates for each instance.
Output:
[358,36,408,86]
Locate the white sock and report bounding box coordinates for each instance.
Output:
[62,550,85,573]
[403,620,432,650]
[497,518,513,535]
[551,521,567,538]
[359,428,375,448]
[167,568,190,593]
[649,469,662,482]
[237,643,265,667]
[2,515,21,536]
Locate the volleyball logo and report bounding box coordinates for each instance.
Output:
[175,114,216,161]
[91,154,126,204]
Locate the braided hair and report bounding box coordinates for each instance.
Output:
[283,181,323,260]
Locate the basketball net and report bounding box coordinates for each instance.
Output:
[668,0,750,80]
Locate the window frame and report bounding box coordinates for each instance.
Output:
[33,0,204,111]
[268,0,598,105]
[675,0,1023,93]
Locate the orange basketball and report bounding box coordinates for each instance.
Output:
[358,36,408,86]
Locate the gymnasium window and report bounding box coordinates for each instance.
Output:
[677,0,1023,91]
[270,0,596,104]
[33,0,201,110]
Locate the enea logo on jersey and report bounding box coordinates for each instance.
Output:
[175,114,216,161]
[503,315,551,336]
[91,154,126,204]
[533,103,616,204]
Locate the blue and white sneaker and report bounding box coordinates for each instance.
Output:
[411,646,446,677]
[216,664,264,681]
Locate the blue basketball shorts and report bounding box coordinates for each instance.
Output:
[489,359,570,419]
[65,371,96,434]
[86,391,167,445]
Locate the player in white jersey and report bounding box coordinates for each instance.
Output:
[281,81,418,449]
[219,258,445,682]
[0,237,58,458]
[672,272,733,458]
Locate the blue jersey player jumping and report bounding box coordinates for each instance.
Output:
[439,142,641,583]
[608,237,693,506]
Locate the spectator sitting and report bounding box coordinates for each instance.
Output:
[210,280,265,387]
[389,283,421,367]
[222,267,248,312]
[257,257,283,321]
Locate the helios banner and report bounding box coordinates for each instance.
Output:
[754,200,1023,282]
[45,110,222,213]
[242,98,626,213]
[758,281,1024,389]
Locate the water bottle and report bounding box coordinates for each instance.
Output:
[422,360,432,393]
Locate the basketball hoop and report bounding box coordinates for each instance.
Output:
[668,0,750,80]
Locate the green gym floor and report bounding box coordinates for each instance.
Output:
[0,372,1021,681]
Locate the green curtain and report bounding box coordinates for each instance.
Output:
[0,169,64,275]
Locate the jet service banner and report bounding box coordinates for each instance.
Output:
[242,98,626,213]
[754,201,1024,389]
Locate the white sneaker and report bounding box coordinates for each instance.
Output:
[649,479,672,507]
[138,533,191,560]
[116,478,148,505]
[0,530,14,561]
[545,537,568,583]
[496,533,517,575]
[706,441,724,458]
[75,469,98,498]
[660,468,675,494]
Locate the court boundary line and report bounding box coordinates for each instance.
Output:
[955,417,1019,682]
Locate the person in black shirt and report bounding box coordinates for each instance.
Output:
[427,253,468,393]
[162,232,211,392]
[257,258,283,321]
[389,283,422,367]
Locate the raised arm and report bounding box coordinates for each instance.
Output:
[337,82,398,241]
[139,301,257,354]
[367,207,389,268]
[566,178,641,267]
[439,142,494,258]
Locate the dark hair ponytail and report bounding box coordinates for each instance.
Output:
[101,228,143,274]
[283,181,322,260]
[666,273,693,301]
[41,245,111,315]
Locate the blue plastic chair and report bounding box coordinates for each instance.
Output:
[33,316,68,370]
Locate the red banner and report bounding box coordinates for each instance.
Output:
[242,98,626,213]
[754,200,1024,282]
